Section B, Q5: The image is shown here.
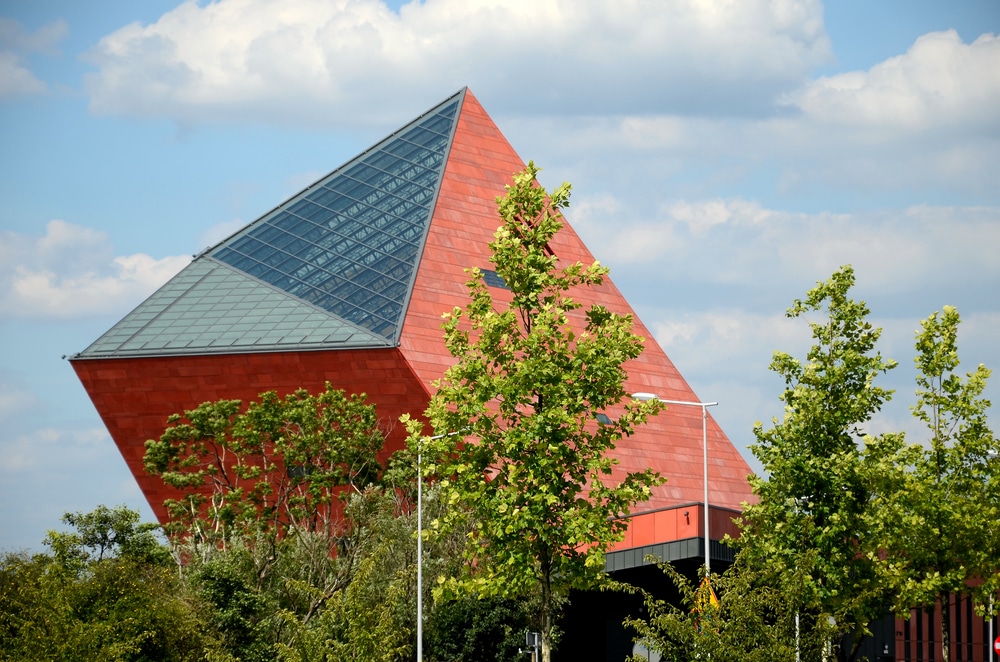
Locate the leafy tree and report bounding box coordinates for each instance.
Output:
[424,596,530,662]
[867,305,1000,660]
[145,384,403,658]
[44,504,170,567]
[414,162,663,662]
[273,487,417,662]
[144,383,385,557]
[737,265,897,660]
[623,554,836,662]
[0,506,216,662]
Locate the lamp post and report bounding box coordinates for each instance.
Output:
[633,393,718,574]
[417,431,461,662]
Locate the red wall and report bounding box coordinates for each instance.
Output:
[72,348,431,523]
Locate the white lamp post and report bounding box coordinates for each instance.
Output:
[417,431,461,662]
[633,393,718,574]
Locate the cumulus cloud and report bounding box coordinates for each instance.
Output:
[0,16,66,99]
[0,426,111,473]
[83,0,830,126]
[0,220,189,320]
[0,51,46,98]
[575,198,1000,296]
[791,30,1000,132]
[506,28,1000,199]
[638,305,1000,474]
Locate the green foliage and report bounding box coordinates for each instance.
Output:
[272,487,418,662]
[424,596,530,662]
[144,383,385,557]
[867,306,1000,658]
[416,162,663,662]
[634,271,999,661]
[44,504,170,568]
[623,556,836,662]
[188,543,278,662]
[0,507,216,662]
[737,265,898,657]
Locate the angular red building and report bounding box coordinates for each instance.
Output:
[72,88,756,657]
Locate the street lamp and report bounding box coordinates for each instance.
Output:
[632,392,718,574]
[417,431,463,662]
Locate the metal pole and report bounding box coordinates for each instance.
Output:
[417,440,423,662]
[633,395,718,574]
[417,431,461,661]
[702,403,709,575]
[796,610,800,662]
[989,594,994,662]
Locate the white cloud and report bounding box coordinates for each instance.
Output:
[0,220,189,320]
[83,0,830,126]
[0,17,66,99]
[0,425,110,473]
[0,51,46,98]
[573,198,1000,296]
[504,29,1000,199]
[791,30,1000,132]
[0,16,66,54]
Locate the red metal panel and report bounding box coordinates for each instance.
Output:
[72,348,430,524]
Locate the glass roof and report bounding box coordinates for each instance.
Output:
[77,90,465,359]
[211,93,461,342]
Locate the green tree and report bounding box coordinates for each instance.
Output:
[45,504,170,567]
[0,506,215,662]
[424,596,530,662]
[738,265,896,660]
[144,383,385,558]
[145,384,398,658]
[867,306,1000,660]
[273,487,417,662]
[414,162,663,662]
[623,554,836,662]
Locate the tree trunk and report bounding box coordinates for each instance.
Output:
[941,594,950,662]
[542,563,553,662]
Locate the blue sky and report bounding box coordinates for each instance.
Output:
[1,0,998,551]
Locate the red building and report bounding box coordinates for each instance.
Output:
[72,88,757,658]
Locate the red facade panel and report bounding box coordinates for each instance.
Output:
[72,349,430,524]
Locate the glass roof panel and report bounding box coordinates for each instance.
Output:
[76,90,465,359]
[211,93,459,342]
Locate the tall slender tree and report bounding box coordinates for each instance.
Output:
[738,265,897,660]
[414,162,662,662]
[868,306,1000,660]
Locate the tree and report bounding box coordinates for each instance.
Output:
[737,265,897,660]
[424,596,530,662]
[623,553,837,662]
[145,384,401,657]
[144,383,384,555]
[0,506,216,662]
[413,162,663,662]
[867,305,1000,660]
[44,504,169,567]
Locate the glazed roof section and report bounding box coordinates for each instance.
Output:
[77,90,464,358]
